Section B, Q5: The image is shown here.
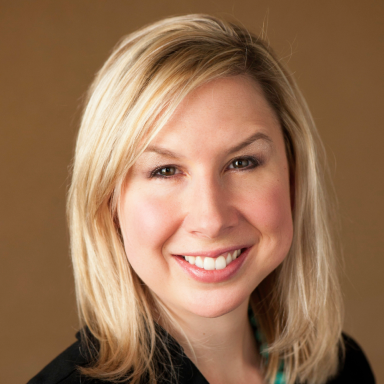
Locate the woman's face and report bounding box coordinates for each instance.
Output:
[119,76,293,319]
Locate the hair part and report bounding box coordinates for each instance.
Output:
[68,14,344,384]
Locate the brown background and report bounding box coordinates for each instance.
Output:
[1,1,383,383]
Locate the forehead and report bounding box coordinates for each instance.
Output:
[147,76,281,154]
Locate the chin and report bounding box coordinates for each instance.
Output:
[180,288,251,319]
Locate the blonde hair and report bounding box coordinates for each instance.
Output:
[67,14,344,384]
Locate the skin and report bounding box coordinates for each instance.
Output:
[119,76,293,384]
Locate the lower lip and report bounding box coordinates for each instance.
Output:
[173,247,251,283]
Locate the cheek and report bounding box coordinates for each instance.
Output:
[257,185,292,233]
[241,177,293,260]
[120,189,181,259]
[119,190,176,287]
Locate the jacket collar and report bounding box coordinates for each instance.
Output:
[76,325,209,384]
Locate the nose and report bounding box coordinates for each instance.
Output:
[182,175,238,239]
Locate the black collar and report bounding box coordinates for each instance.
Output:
[76,326,209,384]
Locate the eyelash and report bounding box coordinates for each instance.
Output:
[149,156,262,179]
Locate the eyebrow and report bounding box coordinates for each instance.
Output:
[144,132,272,159]
[227,132,272,154]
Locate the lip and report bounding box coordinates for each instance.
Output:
[173,246,252,283]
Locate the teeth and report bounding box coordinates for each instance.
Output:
[215,256,226,270]
[204,257,215,270]
[195,256,204,268]
[182,249,242,270]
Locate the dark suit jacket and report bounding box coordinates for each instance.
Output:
[28,330,375,384]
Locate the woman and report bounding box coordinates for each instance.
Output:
[28,14,375,384]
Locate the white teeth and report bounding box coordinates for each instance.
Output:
[215,256,226,270]
[182,249,243,270]
[232,249,240,260]
[204,257,215,270]
[195,256,204,268]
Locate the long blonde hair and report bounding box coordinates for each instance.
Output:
[67,14,343,384]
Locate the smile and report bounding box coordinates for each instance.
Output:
[174,247,251,283]
[183,249,242,270]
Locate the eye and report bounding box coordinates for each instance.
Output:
[232,159,251,168]
[227,156,260,170]
[158,166,176,176]
[150,165,180,178]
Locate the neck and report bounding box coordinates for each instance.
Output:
[164,298,265,384]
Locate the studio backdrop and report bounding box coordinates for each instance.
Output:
[0,1,382,383]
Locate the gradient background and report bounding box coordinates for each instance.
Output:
[1,1,383,383]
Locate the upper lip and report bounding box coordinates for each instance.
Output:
[173,245,251,258]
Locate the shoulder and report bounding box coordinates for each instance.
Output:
[27,332,102,384]
[26,327,201,384]
[326,333,376,384]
